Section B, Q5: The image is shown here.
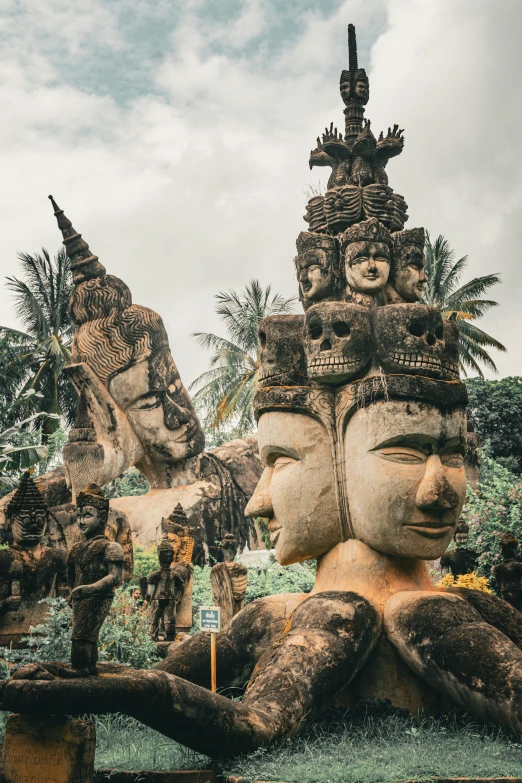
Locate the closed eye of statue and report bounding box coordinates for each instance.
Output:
[374,447,427,464]
[131,394,162,411]
[272,455,298,471]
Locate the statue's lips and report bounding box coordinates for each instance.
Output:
[268,521,282,545]
[405,522,453,539]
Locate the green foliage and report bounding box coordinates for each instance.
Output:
[245,558,316,602]
[466,377,522,473]
[131,544,158,584]
[105,467,150,499]
[422,233,506,376]
[190,279,296,437]
[462,449,522,580]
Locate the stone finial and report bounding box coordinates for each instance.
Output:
[6,473,46,518]
[48,195,106,284]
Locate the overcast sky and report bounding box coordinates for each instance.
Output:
[1,0,520,385]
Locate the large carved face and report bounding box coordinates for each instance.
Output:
[304,302,371,383]
[392,244,427,302]
[344,400,467,559]
[245,412,339,565]
[372,304,445,378]
[109,348,204,466]
[345,241,390,294]
[258,316,306,387]
[10,509,47,548]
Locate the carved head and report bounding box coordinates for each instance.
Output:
[341,218,391,296]
[304,302,371,384]
[372,304,445,378]
[158,538,175,568]
[76,483,109,539]
[6,473,47,549]
[339,70,352,107]
[390,228,427,302]
[295,232,343,310]
[453,521,469,547]
[500,532,518,561]
[353,70,369,104]
[221,533,238,563]
[258,315,306,387]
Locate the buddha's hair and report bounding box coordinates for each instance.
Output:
[70,275,169,386]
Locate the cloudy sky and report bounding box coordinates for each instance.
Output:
[1,0,521,385]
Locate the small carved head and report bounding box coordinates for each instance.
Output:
[221,533,238,563]
[500,531,519,561]
[339,69,351,106]
[6,473,47,548]
[353,69,369,104]
[390,228,427,303]
[372,304,445,378]
[341,218,391,296]
[304,302,372,384]
[295,232,343,310]
[158,538,175,568]
[453,521,469,547]
[76,483,109,539]
[258,315,306,387]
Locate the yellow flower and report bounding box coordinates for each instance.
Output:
[436,571,493,594]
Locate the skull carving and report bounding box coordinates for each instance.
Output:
[441,320,460,380]
[372,304,445,378]
[304,302,371,384]
[258,315,306,387]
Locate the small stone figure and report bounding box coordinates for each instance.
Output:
[493,533,522,612]
[145,539,192,641]
[440,522,479,578]
[160,503,195,632]
[67,484,124,675]
[0,473,67,647]
[210,534,248,627]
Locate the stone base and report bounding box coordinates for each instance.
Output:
[2,713,95,783]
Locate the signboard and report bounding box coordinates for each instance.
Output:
[200,606,221,633]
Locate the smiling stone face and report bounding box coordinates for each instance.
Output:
[344,400,467,559]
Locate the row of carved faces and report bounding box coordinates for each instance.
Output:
[295,222,426,311]
[258,303,459,387]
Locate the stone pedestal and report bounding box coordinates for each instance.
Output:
[2,713,95,783]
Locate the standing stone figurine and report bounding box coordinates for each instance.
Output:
[0,473,67,648]
[440,521,479,578]
[492,532,522,612]
[210,534,248,627]
[66,484,124,675]
[145,539,192,641]
[160,503,195,632]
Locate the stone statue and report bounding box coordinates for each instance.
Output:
[385,228,427,303]
[145,539,192,641]
[66,485,124,675]
[160,503,195,632]
[440,522,479,578]
[341,218,391,306]
[6,22,522,763]
[294,232,344,310]
[210,534,248,626]
[0,473,67,648]
[492,532,522,612]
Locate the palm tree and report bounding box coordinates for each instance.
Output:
[0,248,76,437]
[190,280,296,437]
[422,234,506,377]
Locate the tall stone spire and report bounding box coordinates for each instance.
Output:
[48,195,106,284]
[348,23,358,71]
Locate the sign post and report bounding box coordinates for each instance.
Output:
[199,606,221,693]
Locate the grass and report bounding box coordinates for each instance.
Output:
[2,708,522,780]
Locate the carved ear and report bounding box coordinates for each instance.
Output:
[63,363,144,496]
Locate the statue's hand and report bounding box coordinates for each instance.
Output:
[71,585,95,600]
[11,663,55,681]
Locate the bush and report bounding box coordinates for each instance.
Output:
[105,467,149,499]
[131,544,158,584]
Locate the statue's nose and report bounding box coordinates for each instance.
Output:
[245,467,274,518]
[415,455,460,510]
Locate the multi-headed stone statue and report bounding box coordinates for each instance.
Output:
[5,22,522,762]
[66,485,124,675]
[210,534,248,626]
[0,473,67,648]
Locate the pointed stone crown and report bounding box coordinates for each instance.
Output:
[49,195,106,284]
[341,217,392,249]
[76,483,109,512]
[6,472,47,518]
[67,389,96,443]
[392,227,425,253]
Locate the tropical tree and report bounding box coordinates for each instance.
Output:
[190,280,296,437]
[422,234,506,376]
[0,248,76,437]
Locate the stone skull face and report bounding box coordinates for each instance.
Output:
[372,304,445,378]
[258,315,306,387]
[441,320,460,380]
[11,509,47,548]
[304,302,371,384]
[345,241,390,295]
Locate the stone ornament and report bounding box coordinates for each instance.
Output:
[492,532,522,612]
[0,472,67,648]
[210,534,248,627]
[440,522,479,578]
[66,484,124,676]
[304,302,372,383]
